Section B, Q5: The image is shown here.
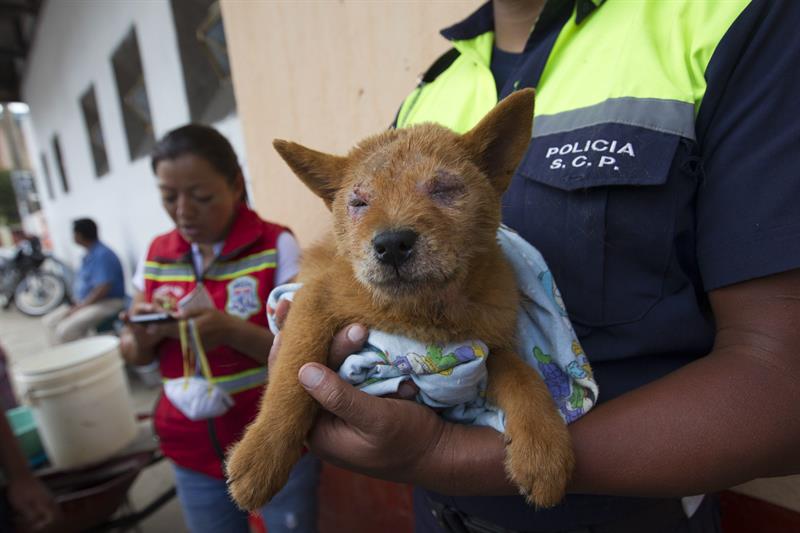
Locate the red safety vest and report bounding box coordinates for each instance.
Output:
[144,205,286,478]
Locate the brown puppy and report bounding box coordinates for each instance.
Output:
[226,89,574,510]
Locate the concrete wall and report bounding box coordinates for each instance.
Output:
[21,0,244,282]
[220,0,481,246]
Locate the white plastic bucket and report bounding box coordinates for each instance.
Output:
[12,336,137,469]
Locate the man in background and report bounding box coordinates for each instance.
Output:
[42,218,125,345]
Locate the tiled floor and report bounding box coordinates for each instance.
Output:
[1,307,187,532]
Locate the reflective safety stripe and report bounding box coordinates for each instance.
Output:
[211,367,267,395]
[144,261,194,282]
[534,0,748,118]
[163,367,266,395]
[205,249,277,281]
[144,249,277,282]
[533,97,696,140]
[396,1,749,140]
[396,31,496,134]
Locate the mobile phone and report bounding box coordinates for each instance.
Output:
[129,312,176,324]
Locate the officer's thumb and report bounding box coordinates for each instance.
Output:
[299,363,379,428]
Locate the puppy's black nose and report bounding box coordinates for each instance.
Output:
[373,229,418,267]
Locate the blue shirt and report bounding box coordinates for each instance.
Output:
[74,241,126,302]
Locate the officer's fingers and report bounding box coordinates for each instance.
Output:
[384,380,420,400]
[275,299,291,330]
[329,324,368,370]
[299,363,385,429]
[267,332,282,369]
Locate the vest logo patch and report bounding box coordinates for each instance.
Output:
[153,284,185,312]
[226,275,261,320]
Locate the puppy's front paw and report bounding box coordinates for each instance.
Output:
[504,413,574,508]
[226,427,299,511]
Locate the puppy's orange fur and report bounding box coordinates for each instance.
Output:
[226,89,574,510]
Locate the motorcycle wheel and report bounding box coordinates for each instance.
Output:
[14,272,67,316]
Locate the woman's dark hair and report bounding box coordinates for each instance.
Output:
[150,124,242,184]
[73,218,98,242]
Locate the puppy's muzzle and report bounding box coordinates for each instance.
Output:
[372,229,418,268]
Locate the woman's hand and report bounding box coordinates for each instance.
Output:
[119,298,176,366]
[7,473,59,531]
[180,306,273,364]
[126,301,177,342]
[178,306,237,351]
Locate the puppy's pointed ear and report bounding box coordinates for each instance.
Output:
[461,88,535,195]
[273,140,347,209]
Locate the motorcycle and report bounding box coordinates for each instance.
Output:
[0,236,68,316]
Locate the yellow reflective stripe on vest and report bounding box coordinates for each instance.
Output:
[536,1,749,118]
[144,250,277,283]
[162,367,266,395]
[205,249,277,281]
[397,1,749,138]
[210,367,267,395]
[397,32,496,134]
[144,261,194,282]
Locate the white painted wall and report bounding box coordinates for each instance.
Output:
[20,0,244,290]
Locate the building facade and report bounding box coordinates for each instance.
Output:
[21,0,243,285]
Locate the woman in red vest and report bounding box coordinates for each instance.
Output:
[120,125,318,533]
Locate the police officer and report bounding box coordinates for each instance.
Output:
[285,1,800,531]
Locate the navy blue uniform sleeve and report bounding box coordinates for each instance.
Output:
[695,0,800,290]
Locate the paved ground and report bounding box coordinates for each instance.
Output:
[0,307,187,532]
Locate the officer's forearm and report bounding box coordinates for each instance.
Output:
[565,270,800,496]
[414,422,517,496]
[566,346,800,497]
[423,273,800,497]
[417,346,799,499]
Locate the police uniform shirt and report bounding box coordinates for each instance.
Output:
[399,0,800,530]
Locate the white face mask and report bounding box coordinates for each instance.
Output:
[163,318,234,421]
[163,376,233,421]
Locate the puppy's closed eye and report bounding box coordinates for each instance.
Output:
[428,171,465,206]
[348,190,370,217]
